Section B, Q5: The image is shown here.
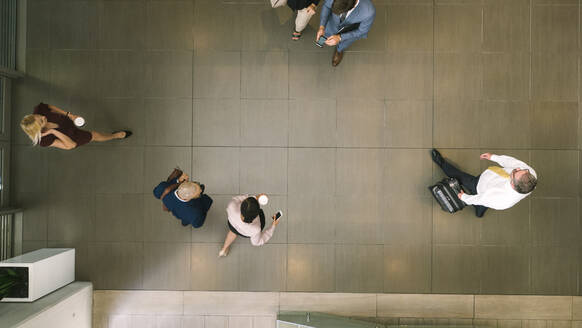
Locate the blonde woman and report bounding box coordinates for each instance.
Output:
[20,103,131,150]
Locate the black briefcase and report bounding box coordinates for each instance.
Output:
[428,178,465,213]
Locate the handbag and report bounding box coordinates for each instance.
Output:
[270,0,287,8]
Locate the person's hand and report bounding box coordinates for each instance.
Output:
[41,129,54,137]
[178,172,189,183]
[480,153,492,160]
[272,214,280,226]
[457,190,464,199]
[306,3,316,15]
[316,25,325,41]
[324,34,341,46]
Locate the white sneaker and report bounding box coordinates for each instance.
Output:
[218,248,229,257]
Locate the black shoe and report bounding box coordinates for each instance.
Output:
[431,148,444,167]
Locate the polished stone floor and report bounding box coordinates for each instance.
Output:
[11,0,582,294]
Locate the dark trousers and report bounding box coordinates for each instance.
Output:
[439,160,488,218]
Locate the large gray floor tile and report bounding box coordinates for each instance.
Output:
[191,243,240,291]
[50,0,98,49]
[386,52,433,100]
[239,147,287,195]
[94,147,144,193]
[98,51,144,98]
[286,244,335,292]
[385,100,432,148]
[238,244,287,291]
[98,1,146,50]
[336,148,383,196]
[531,198,579,246]
[191,195,233,244]
[432,245,481,293]
[334,194,383,244]
[387,4,433,51]
[483,53,530,101]
[144,146,192,194]
[384,149,433,197]
[433,201,482,245]
[532,4,578,53]
[288,148,335,195]
[194,2,242,51]
[480,198,530,245]
[47,193,94,242]
[16,192,48,242]
[530,150,579,197]
[335,244,384,293]
[240,5,291,51]
[12,146,48,193]
[145,1,193,50]
[481,102,531,149]
[532,54,578,102]
[143,242,191,290]
[94,99,146,147]
[229,316,252,328]
[383,244,431,293]
[287,244,335,292]
[337,98,385,147]
[194,99,241,147]
[531,246,578,295]
[143,51,193,98]
[241,51,288,99]
[482,0,530,52]
[348,6,386,51]
[434,100,481,148]
[94,194,144,242]
[194,51,241,99]
[435,53,482,100]
[332,53,386,99]
[88,242,143,289]
[144,98,192,146]
[479,246,530,294]
[288,99,336,147]
[50,50,100,99]
[383,196,433,245]
[240,100,288,147]
[288,52,335,99]
[26,0,50,49]
[143,194,192,243]
[530,102,578,149]
[435,4,482,52]
[193,147,239,195]
[287,194,336,244]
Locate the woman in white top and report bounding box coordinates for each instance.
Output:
[218,194,280,257]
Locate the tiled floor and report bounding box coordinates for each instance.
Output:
[11,0,582,294]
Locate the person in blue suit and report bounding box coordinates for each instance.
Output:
[153,169,213,228]
[316,0,376,66]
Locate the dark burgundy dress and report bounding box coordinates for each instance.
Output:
[33,103,92,148]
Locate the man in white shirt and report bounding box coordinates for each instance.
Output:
[218,194,281,257]
[431,149,537,217]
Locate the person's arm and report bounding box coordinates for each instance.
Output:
[43,129,77,150]
[318,0,332,29]
[249,214,280,246]
[340,9,375,41]
[460,190,513,210]
[489,154,536,177]
[47,104,79,121]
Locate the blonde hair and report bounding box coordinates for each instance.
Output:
[177,182,202,200]
[20,115,42,145]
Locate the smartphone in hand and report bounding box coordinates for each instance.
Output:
[315,36,327,48]
[275,210,283,220]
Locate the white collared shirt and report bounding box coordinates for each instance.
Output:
[460,155,537,210]
[226,195,276,246]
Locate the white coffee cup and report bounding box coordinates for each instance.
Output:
[74,116,85,127]
[257,194,269,206]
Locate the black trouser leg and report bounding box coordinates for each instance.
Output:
[438,160,488,218]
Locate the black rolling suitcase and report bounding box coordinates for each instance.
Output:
[428,178,465,213]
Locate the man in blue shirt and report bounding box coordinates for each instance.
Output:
[153,169,213,228]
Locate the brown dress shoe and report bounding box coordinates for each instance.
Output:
[166,168,183,182]
[332,49,344,67]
